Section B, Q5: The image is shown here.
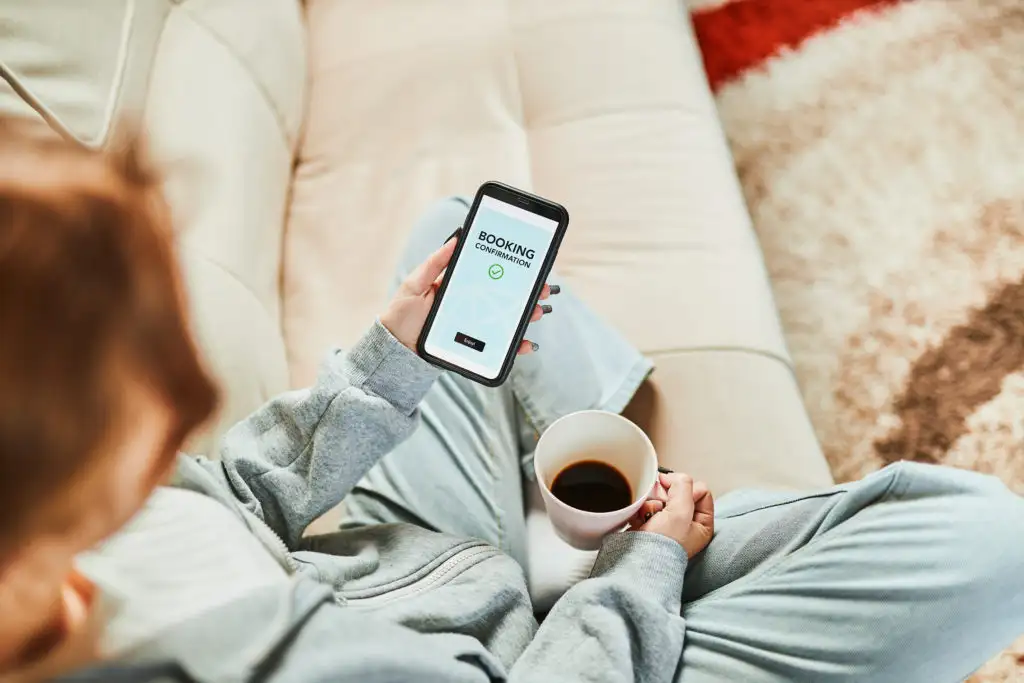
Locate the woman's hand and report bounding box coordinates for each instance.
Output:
[629,472,715,559]
[380,234,555,354]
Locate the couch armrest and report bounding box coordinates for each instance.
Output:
[0,0,306,454]
[144,0,306,452]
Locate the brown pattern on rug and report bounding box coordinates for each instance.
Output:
[946,371,1024,497]
[877,275,1024,464]
[827,194,1024,482]
[707,0,1024,481]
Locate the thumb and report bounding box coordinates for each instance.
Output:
[660,472,695,504]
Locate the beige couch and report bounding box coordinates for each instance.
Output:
[1,0,832,571]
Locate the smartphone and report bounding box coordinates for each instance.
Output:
[417,181,569,386]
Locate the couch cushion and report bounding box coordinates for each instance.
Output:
[144,0,306,452]
[286,0,790,387]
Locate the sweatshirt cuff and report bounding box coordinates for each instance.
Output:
[338,319,441,415]
[591,531,687,614]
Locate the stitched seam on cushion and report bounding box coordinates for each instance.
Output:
[504,0,532,186]
[647,346,794,372]
[179,244,279,326]
[94,0,136,147]
[0,62,79,142]
[530,102,709,130]
[0,2,139,147]
[174,2,293,149]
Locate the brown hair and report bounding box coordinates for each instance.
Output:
[0,120,219,558]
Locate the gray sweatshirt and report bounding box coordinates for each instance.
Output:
[61,322,688,683]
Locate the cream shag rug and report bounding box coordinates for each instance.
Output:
[689,0,1024,678]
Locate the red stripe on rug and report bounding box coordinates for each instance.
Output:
[692,0,903,92]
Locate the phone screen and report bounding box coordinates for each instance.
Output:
[423,194,559,380]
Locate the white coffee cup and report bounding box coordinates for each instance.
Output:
[534,410,659,550]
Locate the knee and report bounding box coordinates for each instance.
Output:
[887,462,1024,572]
[888,460,1017,501]
[907,464,1024,592]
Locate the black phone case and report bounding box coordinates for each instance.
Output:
[416,181,569,387]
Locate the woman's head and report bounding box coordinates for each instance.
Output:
[0,120,218,666]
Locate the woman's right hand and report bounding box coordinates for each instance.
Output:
[630,472,715,559]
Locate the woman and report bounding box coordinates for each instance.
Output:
[1,122,1021,683]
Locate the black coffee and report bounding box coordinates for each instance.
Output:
[550,460,632,513]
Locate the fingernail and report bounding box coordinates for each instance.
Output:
[530,341,539,352]
[549,285,561,295]
[541,304,553,315]
[444,227,462,244]
[658,466,674,475]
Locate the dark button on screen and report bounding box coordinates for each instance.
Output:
[455,332,486,352]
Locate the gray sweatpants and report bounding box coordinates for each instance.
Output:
[346,198,1024,682]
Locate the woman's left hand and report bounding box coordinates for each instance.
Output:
[629,473,715,559]
[380,234,555,353]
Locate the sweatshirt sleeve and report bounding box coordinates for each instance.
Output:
[509,531,688,683]
[189,320,440,547]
